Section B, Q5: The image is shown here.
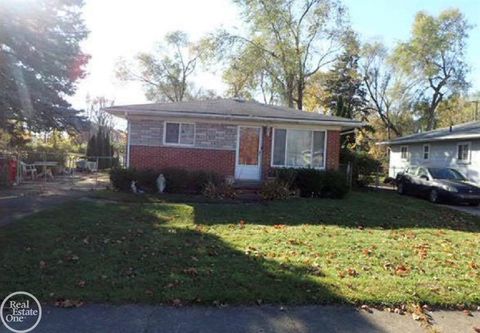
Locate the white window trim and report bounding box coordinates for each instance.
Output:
[163,121,196,147]
[423,144,430,160]
[456,141,471,164]
[400,146,409,161]
[270,127,327,169]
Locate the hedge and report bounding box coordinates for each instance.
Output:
[271,168,349,199]
[109,167,223,194]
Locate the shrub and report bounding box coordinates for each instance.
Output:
[270,168,349,199]
[340,149,382,187]
[161,168,192,193]
[110,167,136,192]
[189,170,223,193]
[110,167,224,194]
[202,181,237,200]
[260,180,290,200]
[320,170,349,198]
[270,168,297,188]
[135,169,159,193]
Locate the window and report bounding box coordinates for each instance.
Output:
[400,146,408,160]
[423,144,430,160]
[164,122,195,145]
[457,142,470,163]
[272,128,325,168]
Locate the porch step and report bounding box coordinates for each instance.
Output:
[232,181,262,201]
[233,181,262,190]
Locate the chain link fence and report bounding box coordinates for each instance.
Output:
[0,150,124,191]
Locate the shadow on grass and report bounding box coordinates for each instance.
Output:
[191,191,480,232]
[0,202,345,306]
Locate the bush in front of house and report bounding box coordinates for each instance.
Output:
[260,179,291,200]
[202,181,237,200]
[270,168,349,199]
[110,167,136,192]
[109,167,223,194]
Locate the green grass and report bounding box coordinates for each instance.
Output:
[1,190,479,307]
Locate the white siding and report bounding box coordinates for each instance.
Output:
[388,139,480,183]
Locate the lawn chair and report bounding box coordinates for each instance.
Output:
[20,162,37,180]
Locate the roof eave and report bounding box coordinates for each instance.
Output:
[104,108,363,129]
[378,134,480,145]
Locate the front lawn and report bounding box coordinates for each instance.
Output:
[0,190,479,307]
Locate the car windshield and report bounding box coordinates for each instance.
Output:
[428,168,466,180]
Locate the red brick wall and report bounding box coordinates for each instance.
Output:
[129,146,235,177]
[129,128,341,179]
[326,130,341,170]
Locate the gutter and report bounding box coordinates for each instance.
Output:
[104,108,364,129]
[378,133,480,145]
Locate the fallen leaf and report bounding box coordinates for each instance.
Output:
[145,289,154,296]
[55,299,84,308]
[77,280,86,288]
[361,305,373,313]
[183,267,198,277]
[464,310,473,317]
[39,260,47,269]
[394,264,410,277]
[347,268,359,277]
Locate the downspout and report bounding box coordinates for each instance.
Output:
[126,115,131,168]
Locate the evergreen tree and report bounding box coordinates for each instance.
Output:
[0,0,89,140]
[320,33,369,147]
[321,34,368,121]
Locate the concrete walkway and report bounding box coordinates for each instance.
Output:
[1,304,478,333]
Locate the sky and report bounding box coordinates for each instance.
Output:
[70,0,480,114]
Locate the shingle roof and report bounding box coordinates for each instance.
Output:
[380,121,480,145]
[104,98,362,129]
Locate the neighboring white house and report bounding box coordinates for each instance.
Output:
[381,121,480,184]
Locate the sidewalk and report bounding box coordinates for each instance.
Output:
[1,304,478,333]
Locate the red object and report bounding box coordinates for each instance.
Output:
[9,159,17,184]
[129,129,341,180]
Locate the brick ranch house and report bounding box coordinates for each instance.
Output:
[105,99,362,182]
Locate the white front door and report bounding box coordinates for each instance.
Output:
[235,126,262,180]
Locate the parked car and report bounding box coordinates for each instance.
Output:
[396,166,480,206]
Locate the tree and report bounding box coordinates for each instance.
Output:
[207,0,348,109]
[321,32,367,120]
[117,31,203,102]
[85,97,116,169]
[361,41,407,138]
[392,9,472,130]
[0,0,89,139]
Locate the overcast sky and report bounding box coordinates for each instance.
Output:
[69,0,480,112]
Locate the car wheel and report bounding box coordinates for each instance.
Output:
[429,189,439,204]
[397,183,405,195]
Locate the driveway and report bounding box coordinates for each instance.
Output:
[441,204,480,217]
[0,173,110,227]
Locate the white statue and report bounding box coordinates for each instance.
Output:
[130,180,138,193]
[157,174,166,193]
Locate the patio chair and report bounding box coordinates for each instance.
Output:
[20,162,37,180]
